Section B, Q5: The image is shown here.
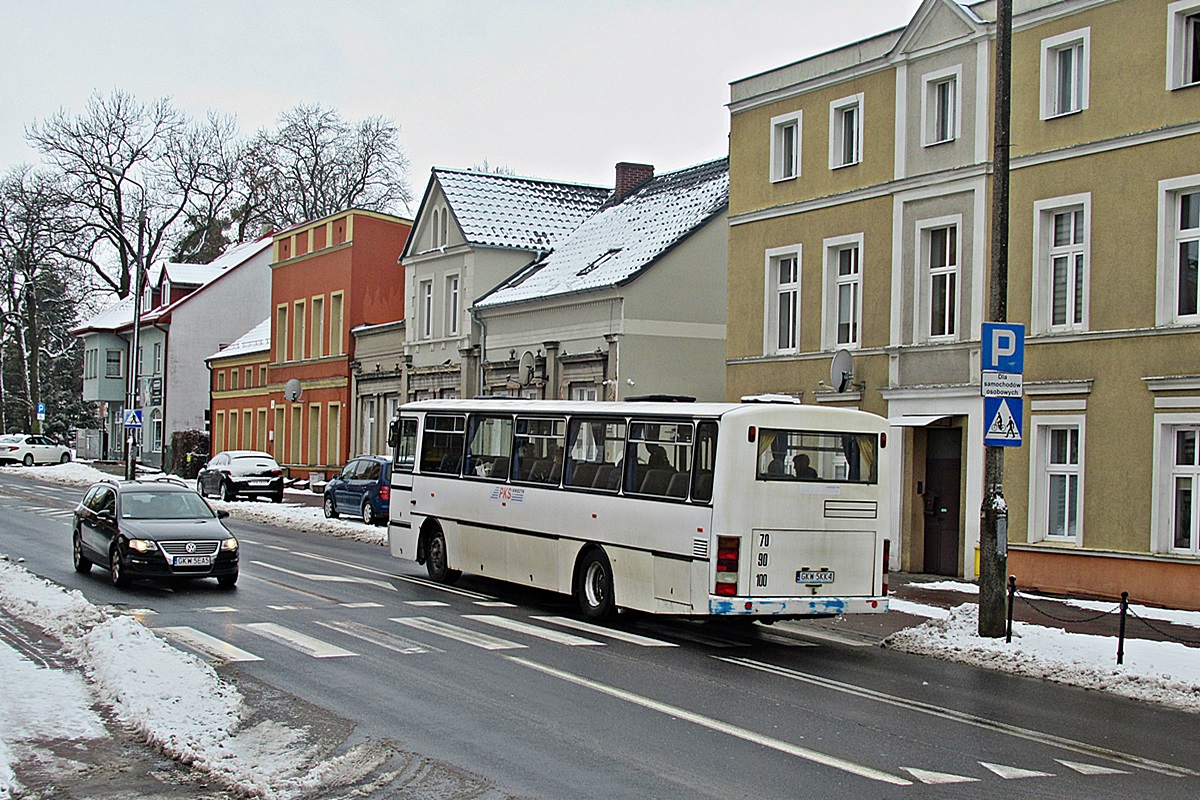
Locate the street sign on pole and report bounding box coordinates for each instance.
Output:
[36,402,45,421]
[123,409,143,429]
[984,397,1023,446]
[982,322,1024,373]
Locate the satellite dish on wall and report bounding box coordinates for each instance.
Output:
[830,349,855,393]
[284,378,303,402]
[517,351,535,387]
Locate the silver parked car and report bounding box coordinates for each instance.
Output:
[0,434,71,466]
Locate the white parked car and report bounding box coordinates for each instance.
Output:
[0,434,72,466]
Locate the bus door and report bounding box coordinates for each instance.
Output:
[387,415,419,559]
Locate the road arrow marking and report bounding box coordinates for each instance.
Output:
[1056,759,1130,776]
[902,767,979,784]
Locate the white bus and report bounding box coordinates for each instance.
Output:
[387,397,890,622]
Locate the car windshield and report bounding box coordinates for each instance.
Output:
[233,455,276,465]
[121,491,215,520]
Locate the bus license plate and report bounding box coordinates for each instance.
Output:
[174,556,212,567]
[797,570,835,584]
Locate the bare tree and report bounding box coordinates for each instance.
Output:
[245,103,413,230]
[26,90,240,298]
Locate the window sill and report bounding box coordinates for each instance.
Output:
[830,160,861,171]
[770,174,798,184]
[922,137,956,148]
[1041,107,1084,121]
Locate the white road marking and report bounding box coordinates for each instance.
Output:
[240,622,357,658]
[465,615,603,646]
[754,630,817,648]
[640,623,748,649]
[391,616,525,651]
[1056,759,1131,776]
[156,626,262,662]
[773,625,873,647]
[251,561,397,591]
[267,604,310,611]
[979,761,1054,779]
[473,601,516,607]
[508,656,911,787]
[534,616,678,647]
[341,601,384,609]
[902,767,979,784]
[315,620,440,655]
[197,606,238,613]
[405,600,450,607]
[720,657,1195,778]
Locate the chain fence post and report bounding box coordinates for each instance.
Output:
[1117,591,1129,665]
[1006,575,1016,643]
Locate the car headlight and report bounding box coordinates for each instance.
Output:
[221,537,239,552]
[127,539,156,553]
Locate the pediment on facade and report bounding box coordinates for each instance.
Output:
[892,0,985,57]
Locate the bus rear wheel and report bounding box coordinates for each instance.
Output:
[425,529,460,584]
[575,548,616,623]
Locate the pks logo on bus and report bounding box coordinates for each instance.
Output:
[490,486,525,503]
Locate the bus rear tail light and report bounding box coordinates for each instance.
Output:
[882,539,890,596]
[715,536,740,597]
[379,485,391,501]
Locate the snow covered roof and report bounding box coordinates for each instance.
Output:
[162,238,272,287]
[69,296,135,335]
[429,169,610,253]
[476,157,728,308]
[206,317,271,362]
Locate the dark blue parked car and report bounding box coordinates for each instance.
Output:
[323,455,391,525]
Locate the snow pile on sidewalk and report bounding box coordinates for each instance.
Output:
[885,603,1200,714]
[0,558,388,798]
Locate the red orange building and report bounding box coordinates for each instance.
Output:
[208,209,411,481]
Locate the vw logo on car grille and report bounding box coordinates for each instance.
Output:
[185,542,197,553]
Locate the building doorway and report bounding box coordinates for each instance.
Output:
[923,427,962,576]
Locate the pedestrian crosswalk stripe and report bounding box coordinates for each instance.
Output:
[474,601,516,607]
[268,604,310,611]
[240,622,357,658]
[533,616,678,647]
[979,761,1053,779]
[197,606,238,613]
[341,602,383,609]
[902,767,979,784]
[315,620,440,655]
[391,616,525,650]
[1055,759,1130,776]
[405,600,450,607]
[465,614,603,646]
[157,626,262,662]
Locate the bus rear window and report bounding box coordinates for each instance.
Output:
[756,429,878,484]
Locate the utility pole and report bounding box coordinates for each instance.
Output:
[980,0,1013,637]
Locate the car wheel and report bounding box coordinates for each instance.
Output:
[360,498,375,525]
[271,491,283,504]
[221,480,236,502]
[22,454,33,467]
[425,528,459,583]
[323,494,338,518]
[60,452,71,464]
[218,572,238,589]
[73,531,92,574]
[195,478,206,497]
[575,548,616,623]
[109,547,129,588]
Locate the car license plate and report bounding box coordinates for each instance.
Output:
[797,570,835,584]
[248,479,269,486]
[173,556,213,567]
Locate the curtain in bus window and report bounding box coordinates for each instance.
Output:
[855,434,877,483]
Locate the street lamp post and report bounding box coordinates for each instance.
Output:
[104,165,147,480]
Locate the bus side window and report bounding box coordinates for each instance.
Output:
[421,414,466,475]
[691,421,717,503]
[464,415,513,479]
[392,417,418,473]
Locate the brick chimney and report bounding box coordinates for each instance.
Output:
[614,162,654,199]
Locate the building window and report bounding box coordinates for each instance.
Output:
[829,93,863,169]
[1040,29,1090,119]
[259,366,267,385]
[1032,194,1090,334]
[822,234,863,349]
[308,404,321,466]
[1029,418,1085,543]
[292,300,306,361]
[1158,176,1200,325]
[245,367,253,388]
[922,66,960,146]
[431,209,441,248]
[105,349,122,378]
[276,305,288,362]
[770,111,802,182]
[446,274,460,337]
[311,295,325,358]
[230,369,239,390]
[570,384,599,401]
[330,292,344,356]
[921,220,960,340]
[763,246,801,355]
[150,409,163,454]
[328,403,341,467]
[1170,427,1200,555]
[420,280,433,339]
[1168,2,1200,90]
[217,371,225,392]
[152,342,162,375]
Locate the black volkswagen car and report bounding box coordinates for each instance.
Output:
[196,450,285,502]
[73,477,240,588]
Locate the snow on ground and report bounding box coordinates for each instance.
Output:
[2,459,1199,797]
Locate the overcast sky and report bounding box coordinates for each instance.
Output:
[2,1,921,208]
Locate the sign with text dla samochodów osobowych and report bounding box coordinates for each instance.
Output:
[981,322,1024,446]
[984,396,1023,447]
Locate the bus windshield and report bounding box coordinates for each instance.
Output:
[756,428,878,484]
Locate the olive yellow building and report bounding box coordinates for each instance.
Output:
[727,0,1200,608]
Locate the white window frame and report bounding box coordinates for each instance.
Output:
[419,279,434,339]
[921,65,961,147]
[821,233,864,350]
[1028,415,1085,544]
[446,273,461,337]
[1167,1,1200,90]
[763,245,802,356]
[152,342,162,375]
[1040,28,1090,119]
[1156,174,1200,326]
[915,215,962,343]
[770,110,802,182]
[1031,193,1090,335]
[828,93,864,169]
[1152,413,1200,555]
[150,409,164,454]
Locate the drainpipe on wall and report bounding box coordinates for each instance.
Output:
[470,305,487,396]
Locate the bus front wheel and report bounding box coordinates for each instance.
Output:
[425,529,460,584]
[575,548,616,623]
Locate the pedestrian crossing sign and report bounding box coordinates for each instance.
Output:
[984,397,1022,447]
[123,409,143,429]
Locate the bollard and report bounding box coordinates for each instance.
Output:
[1006,575,1016,643]
[1117,591,1129,665]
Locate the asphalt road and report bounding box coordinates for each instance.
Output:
[1,471,1197,800]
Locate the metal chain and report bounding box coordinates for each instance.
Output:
[1014,594,1116,624]
[1125,607,1200,645]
